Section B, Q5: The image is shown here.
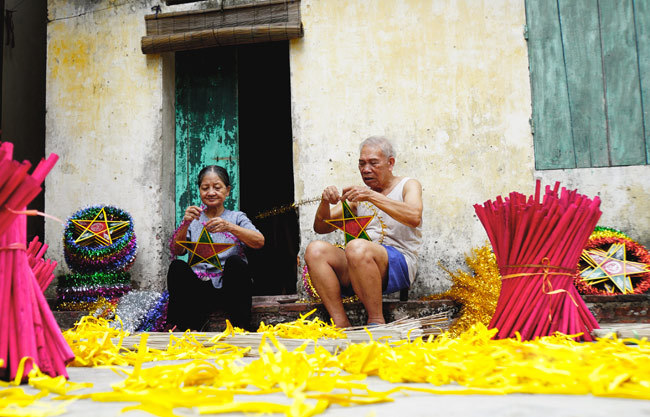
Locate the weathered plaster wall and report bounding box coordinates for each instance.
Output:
[44,0,649,299]
[291,0,535,296]
[45,1,175,292]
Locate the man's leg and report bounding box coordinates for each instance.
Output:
[345,239,389,325]
[304,240,351,328]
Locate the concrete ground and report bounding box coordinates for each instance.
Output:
[3,357,650,417]
[4,323,650,416]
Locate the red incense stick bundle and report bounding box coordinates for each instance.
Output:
[474,180,601,341]
[0,141,72,382]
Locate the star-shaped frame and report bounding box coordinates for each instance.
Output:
[72,207,129,246]
[325,200,374,244]
[580,243,650,294]
[175,228,234,270]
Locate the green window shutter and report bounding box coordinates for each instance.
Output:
[527,0,575,170]
[559,0,608,168]
[634,0,650,164]
[526,0,649,169]
[600,0,645,166]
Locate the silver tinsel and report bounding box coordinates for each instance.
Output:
[111,290,161,333]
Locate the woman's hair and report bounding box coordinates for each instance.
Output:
[359,136,396,159]
[197,165,231,187]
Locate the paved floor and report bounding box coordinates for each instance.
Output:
[3,358,649,417]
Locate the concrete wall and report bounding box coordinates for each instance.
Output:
[45,1,175,292]
[45,0,650,297]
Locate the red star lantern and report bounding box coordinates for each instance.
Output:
[71,206,129,246]
[175,228,234,270]
[325,200,374,244]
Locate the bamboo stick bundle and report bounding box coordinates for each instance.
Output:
[474,180,601,341]
[0,141,73,382]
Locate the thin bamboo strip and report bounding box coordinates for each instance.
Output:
[113,314,453,356]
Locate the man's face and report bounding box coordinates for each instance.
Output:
[358,145,394,190]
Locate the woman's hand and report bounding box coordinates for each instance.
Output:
[204,217,232,234]
[183,206,203,222]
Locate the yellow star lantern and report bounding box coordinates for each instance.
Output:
[580,243,650,294]
[325,200,374,244]
[175,228,234,270]
[72,207,129,246]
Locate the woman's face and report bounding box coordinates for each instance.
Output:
[199,172,230,210]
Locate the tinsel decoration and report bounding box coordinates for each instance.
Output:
[57,271,131,288]
[136,290,169,332]
[63,205,137,274]
[57,205,136,310]
[56,284,131,303]
[253,196,321,220]
[111,290,162,333]
[575,226,650,295]
[422,245,501,337]
[57,297,118,318]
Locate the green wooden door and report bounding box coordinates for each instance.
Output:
[175,47,239,226]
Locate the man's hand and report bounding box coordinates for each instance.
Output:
[321,186,341,205]
[342,185,373,202]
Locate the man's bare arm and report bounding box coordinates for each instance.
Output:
[342,179,422,228]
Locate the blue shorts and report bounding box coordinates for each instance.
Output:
[341,245,410,296]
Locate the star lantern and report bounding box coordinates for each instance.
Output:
[175,228,234,270]
[580,243,650,294]
[325,200,374,244]
[72,206,129,246]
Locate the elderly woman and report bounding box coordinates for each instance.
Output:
[167,165,264,331]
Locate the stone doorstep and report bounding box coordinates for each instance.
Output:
[51,294,650,331]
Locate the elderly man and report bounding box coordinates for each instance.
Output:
[305,136,423,328]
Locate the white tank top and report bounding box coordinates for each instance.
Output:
[357,177,422,283]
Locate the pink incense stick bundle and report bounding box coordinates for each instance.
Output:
[474,180,601,341]
[26,236,58,291]
[0,141,72,382]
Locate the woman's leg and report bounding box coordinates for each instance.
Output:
[167,259,213,331]
[220,255,253,331]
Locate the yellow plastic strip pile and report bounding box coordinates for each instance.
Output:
[256,309,347,340]
[0,358,86,417]
[61,316,249,367]
[5,316,650,417]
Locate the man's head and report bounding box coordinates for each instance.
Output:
[358,136,396,191]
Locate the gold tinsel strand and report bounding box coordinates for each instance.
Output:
[422,245,501,337]
[254,196,322,219]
